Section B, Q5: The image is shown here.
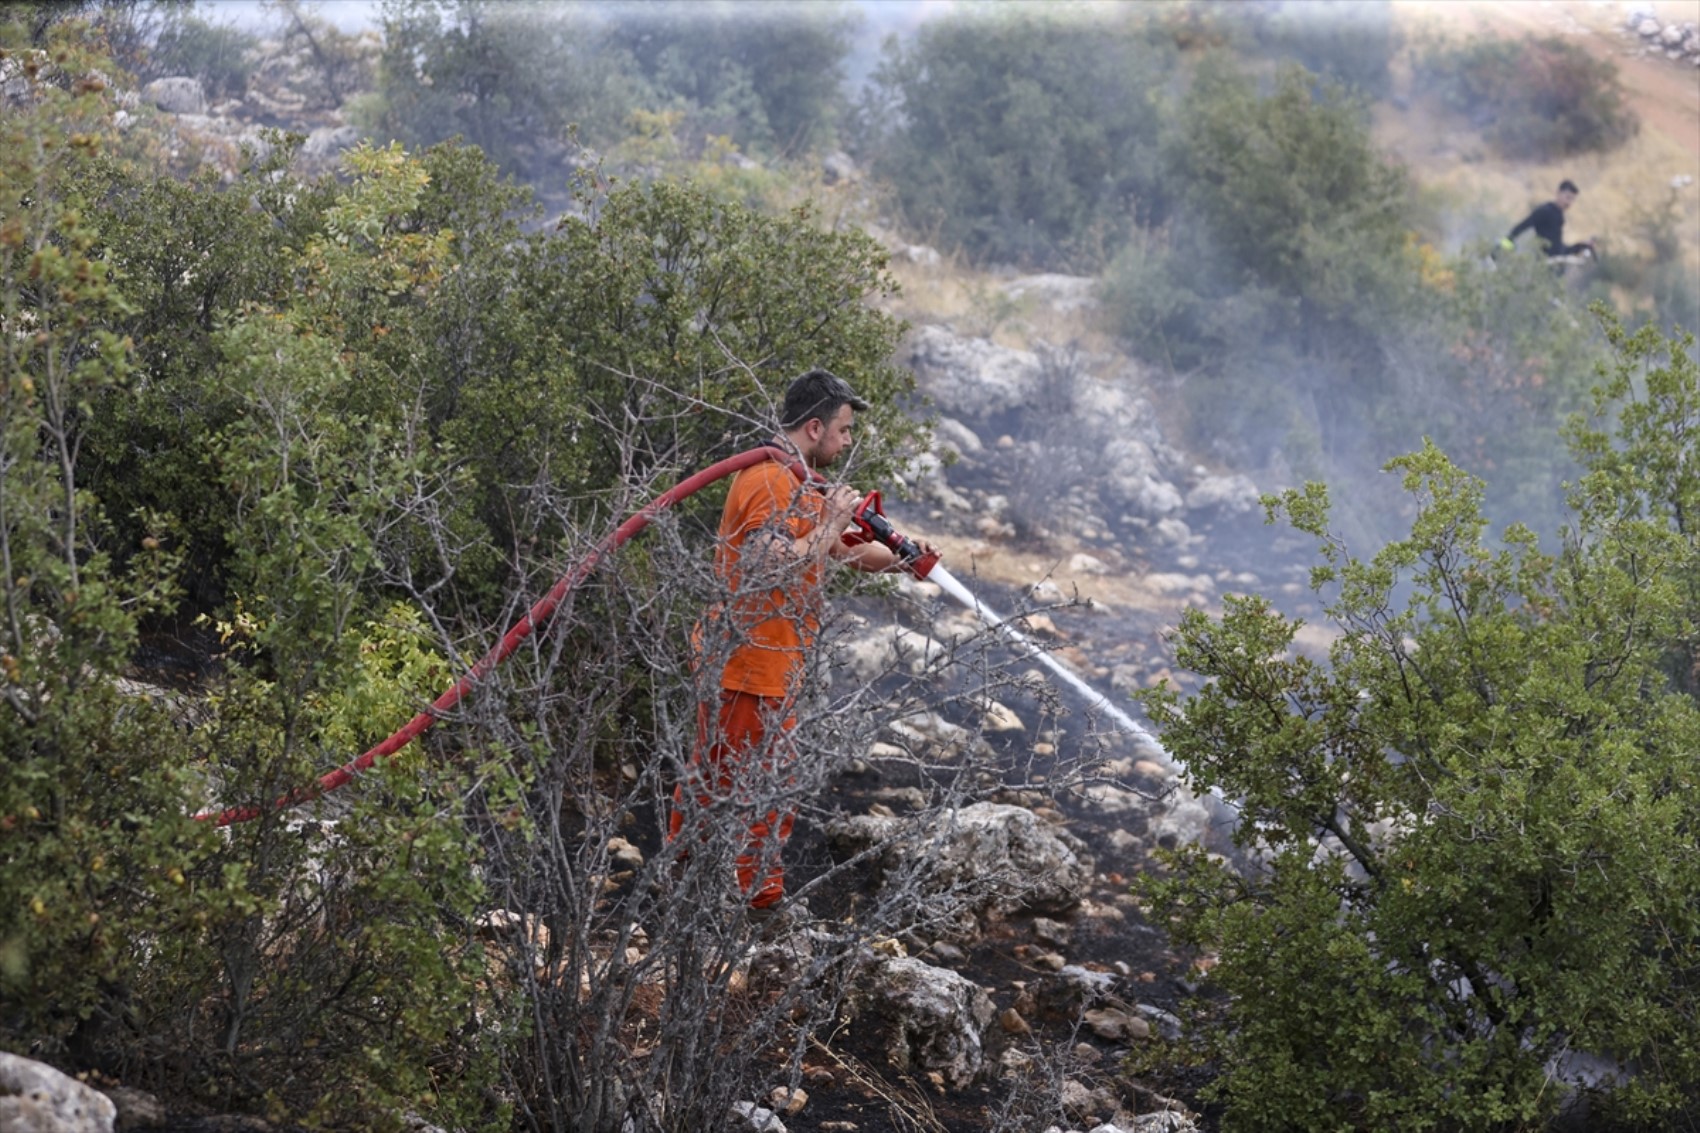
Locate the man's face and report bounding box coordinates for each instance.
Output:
[806,404,855,468]
[1556,189,1577,211]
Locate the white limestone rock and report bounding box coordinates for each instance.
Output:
[301,124,362,160]
[906,325,1040,416]
[1001,273,1100,314]
[1185,472,1260,514]
[141,75,206,114]
[828,802,1093,915]
[857,956,996,1089]
[0,1052,117,1133]
[932,415,985,457]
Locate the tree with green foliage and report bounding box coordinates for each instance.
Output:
[0,0,185,73]
[1137,319,1700,1131]
[1249,0,1400,99]
[75,121,917,617]
[1414,35,1637,160]
[1101,59,1416,531]
[1100,55,1619,547]
[606,0,856,159]
[1,25,511,1123]
[362,0,637,181]
[145,8,257,100]
[5,8,931,1120]
[861,9,1172,269]
[73,144,332,605]
[1151,61,1411,361]
[0,12,204,1051]
[1388,244,1609,536]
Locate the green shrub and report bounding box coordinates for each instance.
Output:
[1158,61,1411,333]
[0,20,213,1066]
[860,10,1173,269]
[1102,60,1415,515]
[605,1,856,158]
[74,151,329,608]
[1,58,508,1119]
[361,0,638,183]
[145,605,506,1128]
[1251,0,1400,98]
[1399,243,1608,532]
[148,12,257,101]
[1414,35,1638,159]
[1137,320,1700,1131]
[1588,187,1700,338]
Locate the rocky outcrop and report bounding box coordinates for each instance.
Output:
[141,76,207,114]
[1098,1115,1201,1133]
[90,32,379,182]
[728,1100,788,1132]
[1000,273,1099,314]
[855,955,996,1089]
[1031,963,1118,1022]
[821,150,858,185]
[0,1052,117,1133]
[1184,473,1260,514]
[102,1086,165,1132]
[902,325,1259,534]
[1626,8,1700,64]
[906,325,1042,417]
[829,801,1093,917]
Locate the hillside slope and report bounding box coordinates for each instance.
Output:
[1385,0,1699,278]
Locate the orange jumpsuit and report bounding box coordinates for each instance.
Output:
[669,458,830,908]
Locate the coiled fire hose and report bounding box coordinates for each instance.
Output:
[197,444,934,827]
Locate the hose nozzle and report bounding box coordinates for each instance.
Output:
[848,490,938,580]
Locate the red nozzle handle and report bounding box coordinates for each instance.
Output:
[844,489,937,579]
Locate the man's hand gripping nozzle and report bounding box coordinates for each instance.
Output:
[844,489,940,579]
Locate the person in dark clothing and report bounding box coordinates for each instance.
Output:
[1501,180,1595,258]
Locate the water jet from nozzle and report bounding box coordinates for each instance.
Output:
[927,565,1176,769]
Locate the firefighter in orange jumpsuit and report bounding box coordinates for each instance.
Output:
[669,368,933,911]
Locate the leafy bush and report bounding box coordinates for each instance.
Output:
[0,24,206,1055]
[1589,186,1700,338]
[859,10,1173,269]
[1,58,508,1122]
[1137,320,1700,1131]
[274,0,375,110]
[1414,35,1637,159]
[3,16,927,1123]
[362,0,638,183]
[1101,56,1627,545]
[1156,61,1410,337]
[148,12,257,100]
[1250,0,1400,98]
[1391,242,1608,533]
[142,609,504,1127]
[1101,60,1415,517]
[605,1,856,158]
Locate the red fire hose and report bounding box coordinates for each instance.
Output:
[199,445,813,826]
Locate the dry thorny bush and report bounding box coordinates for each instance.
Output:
[340,384,1156,1132]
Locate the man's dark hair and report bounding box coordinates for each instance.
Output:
[780,368,869,429]
[1558,179,1580,195]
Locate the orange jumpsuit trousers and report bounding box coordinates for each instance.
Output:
[667,688,797,909]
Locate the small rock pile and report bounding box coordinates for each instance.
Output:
[1625,7,1700,65]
